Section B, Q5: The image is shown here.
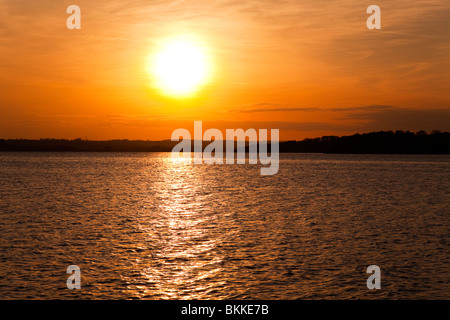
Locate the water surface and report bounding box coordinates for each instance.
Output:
[0,153,448,299]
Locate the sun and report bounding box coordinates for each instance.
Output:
[148,36,213,97]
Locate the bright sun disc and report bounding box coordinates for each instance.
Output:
[149,37,212,97]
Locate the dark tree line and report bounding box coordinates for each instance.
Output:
[280,130,449,154]
[0,130,448,154]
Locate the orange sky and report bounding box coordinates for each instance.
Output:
[1,0,449,140]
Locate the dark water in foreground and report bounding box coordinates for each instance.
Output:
[0,152,448,299]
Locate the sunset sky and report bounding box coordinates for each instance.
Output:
[1,0,449,140]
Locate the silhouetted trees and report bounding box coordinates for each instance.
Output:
[279,130,449,153]
[0,130,448,154]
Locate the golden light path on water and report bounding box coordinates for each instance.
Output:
[130,156,230,299]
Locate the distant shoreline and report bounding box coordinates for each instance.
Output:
[1,130,449,154]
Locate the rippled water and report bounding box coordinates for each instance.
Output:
[0,152,449,299]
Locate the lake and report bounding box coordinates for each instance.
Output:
[0,152,448,299]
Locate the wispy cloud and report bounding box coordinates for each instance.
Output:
[228,103,320,113]
[331,105,450,131]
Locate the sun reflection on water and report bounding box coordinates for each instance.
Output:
[136,155,227,299]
